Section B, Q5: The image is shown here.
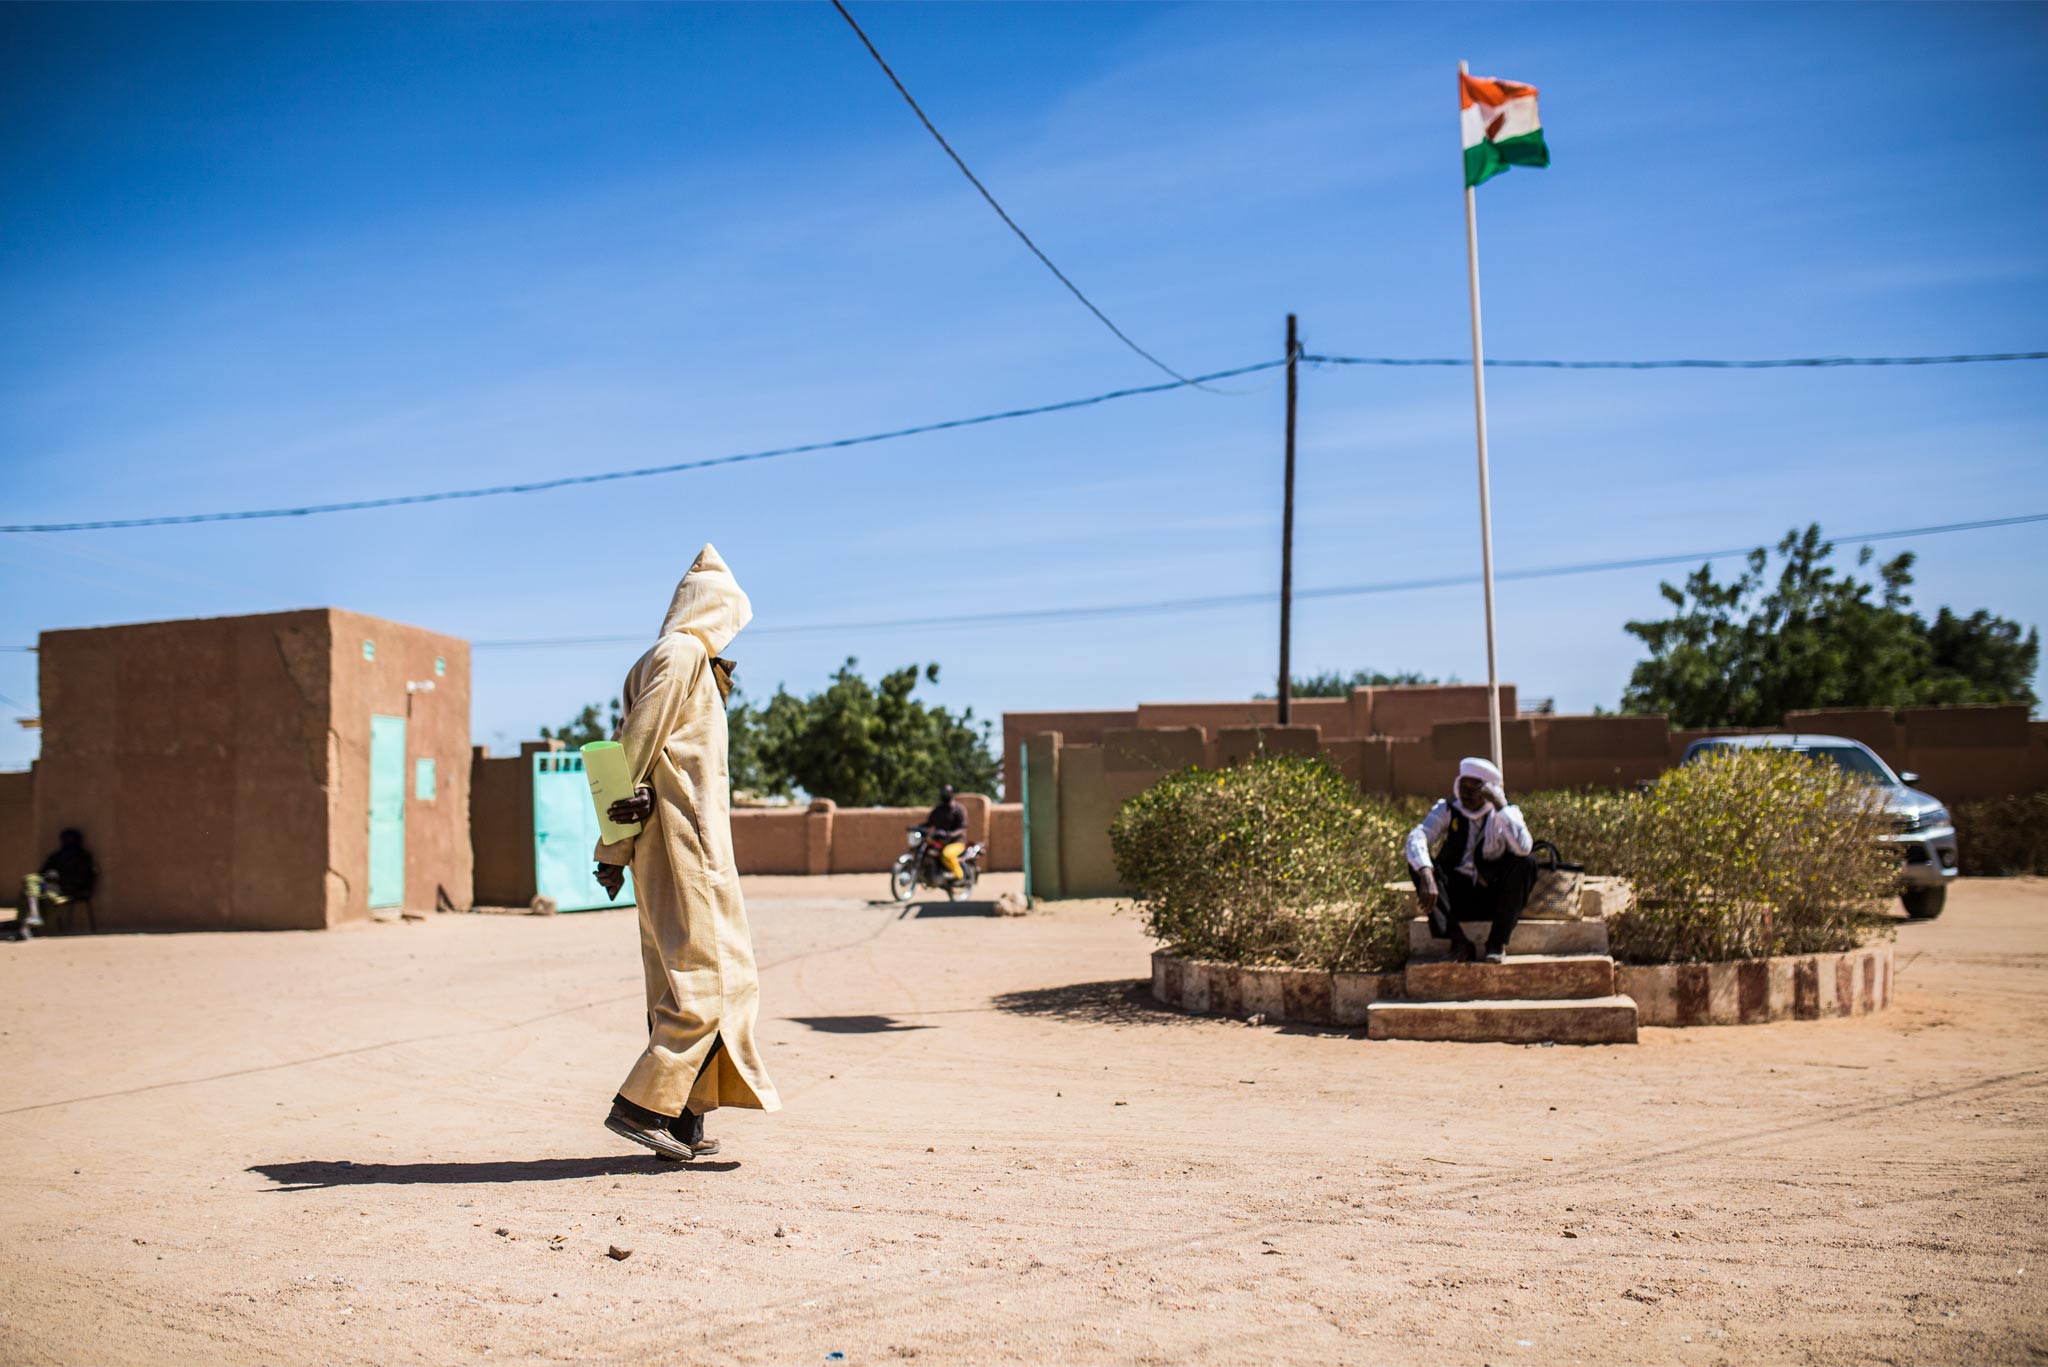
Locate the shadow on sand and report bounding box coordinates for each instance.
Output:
[249,1155,738,1191]
[783,1014,934,1034]
[862,899,1005,919]
[991,978,1205,1029]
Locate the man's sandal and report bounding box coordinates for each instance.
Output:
[604,1108,695,1162]
[655,1137,720,1162]
[657,1111,719,1161]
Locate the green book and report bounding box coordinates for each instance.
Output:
[581,741,645,845]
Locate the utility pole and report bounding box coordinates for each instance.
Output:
[1278,312,1299,725]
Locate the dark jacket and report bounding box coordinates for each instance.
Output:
[41,844,97,900]
[924,801,968,840]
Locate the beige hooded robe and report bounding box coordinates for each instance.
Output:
[597,544,779,1117]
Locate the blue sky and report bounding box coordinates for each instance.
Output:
[3,2,2044,773]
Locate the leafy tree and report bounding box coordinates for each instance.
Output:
[539,697,621,747]
[724,685,772,798]
[1256,668,1442,699]
[545,661,996,806]
[1923,608,2041,704]
[1621,524,2038,727]
[737,659,998,806]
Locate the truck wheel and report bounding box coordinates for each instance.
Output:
[1902,887,1946,920]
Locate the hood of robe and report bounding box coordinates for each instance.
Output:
[660,544,753,656]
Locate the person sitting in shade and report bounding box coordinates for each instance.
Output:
[21,828,98,936]
[1404,756,1536,965]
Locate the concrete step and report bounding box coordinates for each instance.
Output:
[1403,953,1616,1002]
[1407,917,1610,958]
[1366,995,1639,1045]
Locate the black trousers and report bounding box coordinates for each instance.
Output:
[1421,851,1538,954]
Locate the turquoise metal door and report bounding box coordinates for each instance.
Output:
[533,750,633,912]
[368,715,407,909]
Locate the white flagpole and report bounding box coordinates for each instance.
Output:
[1459,59,1504,768]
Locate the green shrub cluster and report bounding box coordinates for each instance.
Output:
[1606,748,1898,963]
[1114,749,1902,974]
[1951,794,2048,876]
[1110,756,1411,973]
[1512,788,1640,877]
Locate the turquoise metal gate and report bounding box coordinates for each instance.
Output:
[533,750,634,912]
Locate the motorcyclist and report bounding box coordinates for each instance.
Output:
[923,784,970,882]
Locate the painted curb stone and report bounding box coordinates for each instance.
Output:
[1615,941,1893,1026]
[1150,952,1402,1027]
[1153,937,1894,1030]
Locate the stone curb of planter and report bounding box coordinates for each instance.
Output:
[1616,941,1893,1027]
[1151,939,1894,1030]
[1150,951,1402,1027]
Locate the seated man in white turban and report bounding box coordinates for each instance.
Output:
[1403,756,1536,965]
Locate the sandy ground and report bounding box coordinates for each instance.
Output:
[1,874,2044,1367]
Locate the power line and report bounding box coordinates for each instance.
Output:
[8,512,2043,656]
[0,359,1286,535]
[1307,350,2048,370]
[828,0,1212,391]
[471,511,2048,650]
[5,347,2043,535]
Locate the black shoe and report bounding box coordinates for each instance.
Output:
[605,1105,693,1161]
[1449,935,1482,963]
[660,1109,719,1161]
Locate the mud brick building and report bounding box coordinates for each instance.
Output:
[29,609,471,930]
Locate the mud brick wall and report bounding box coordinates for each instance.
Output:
[1014,696,2048,899]
[724,796,1021,876]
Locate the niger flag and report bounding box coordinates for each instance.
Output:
[1461,73,1549,188]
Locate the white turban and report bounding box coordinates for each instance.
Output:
[1458,756,1503,786]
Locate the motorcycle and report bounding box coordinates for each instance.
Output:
[890,824,982,902]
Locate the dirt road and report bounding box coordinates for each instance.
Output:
[2,875,2043,1365]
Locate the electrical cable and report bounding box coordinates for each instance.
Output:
[0,359,1287,534]
[1306,350,2048,370]
[828,0,1219,391]
[4,347,2042,535]
[469,510,2048,650]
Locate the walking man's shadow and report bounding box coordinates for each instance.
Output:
[250,1156,737,1191]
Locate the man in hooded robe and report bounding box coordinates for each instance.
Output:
[1403,756,1536,965]
[596,544,779,1161]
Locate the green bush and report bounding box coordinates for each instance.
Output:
[1110,756,1411,973]
[1952,794,2048,876]
[1514,788,1640,876]
[1117,750,1901,973]
[1607,748,1897,964]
